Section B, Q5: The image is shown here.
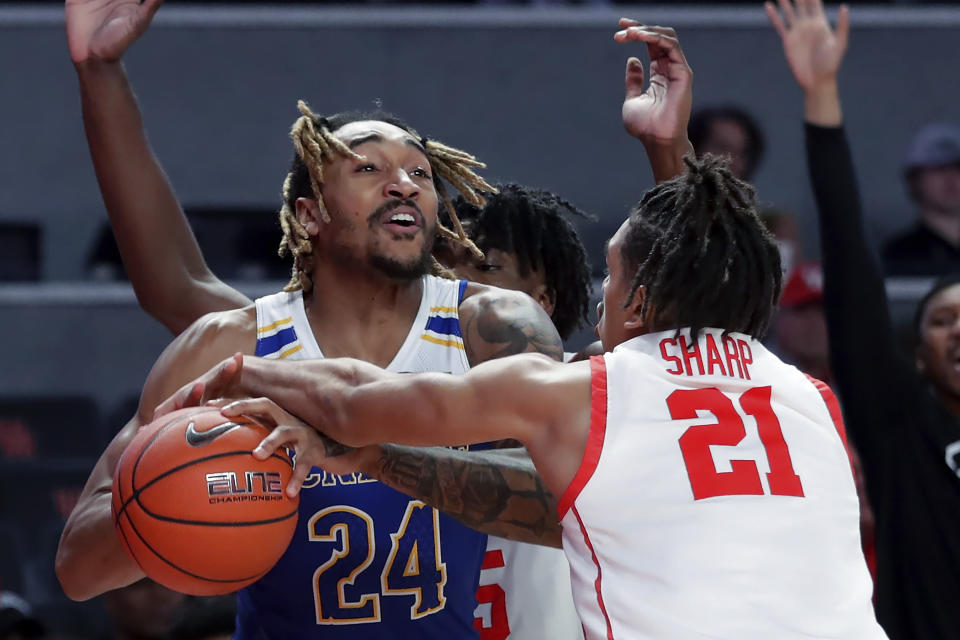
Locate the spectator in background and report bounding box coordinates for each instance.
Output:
[103,579,186,640]
[882,123,960,276]
[689,104,766,181]
[761,206,802,275]
[769,0,960,636]
[775,262,830,381]
[693,107,803,277]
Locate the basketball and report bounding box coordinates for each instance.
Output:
[111,406,299,596]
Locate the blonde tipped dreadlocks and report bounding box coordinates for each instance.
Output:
[278,101,495,292]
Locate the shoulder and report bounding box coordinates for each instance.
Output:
[459,282,536,316]
[458,283,564,365]
[174,306,257,353]
[139,306,257,419]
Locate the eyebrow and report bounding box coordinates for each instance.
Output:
[347,133,427,155]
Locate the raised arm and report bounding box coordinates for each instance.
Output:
[616,20,695,183]
[55,310,253,600]
[67,0,250,335]
[767,0,917,447]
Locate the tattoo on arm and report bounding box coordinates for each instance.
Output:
[463,295,564,364]
[318,431,354,458]
[373,444,562,547]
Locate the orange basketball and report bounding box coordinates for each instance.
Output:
[111,406,299,596]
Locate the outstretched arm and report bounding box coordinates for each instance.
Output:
[768,0,916,451]
[247,427,564,547]
[225,354,589,495]
[155,288,575,546]
[68,0,250,335]
[370,445,561,547]
[156,351,587,545]
[225,355,554,449]
[616,20,695,183]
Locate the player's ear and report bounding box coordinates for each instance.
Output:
[530,283,555,319]
[623,285,646,331]
[295,198,323,236]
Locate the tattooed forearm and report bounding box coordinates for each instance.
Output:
[371,444,563,548]
[462,292,564,364]
[317,431,355,458]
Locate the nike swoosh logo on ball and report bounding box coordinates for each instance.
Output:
[184,420,242,447]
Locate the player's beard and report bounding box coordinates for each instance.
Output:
[369,242,434,280]
[367,200,436,281]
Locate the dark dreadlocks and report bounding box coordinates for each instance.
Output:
[620,154,782,339]
[450,183,594,341]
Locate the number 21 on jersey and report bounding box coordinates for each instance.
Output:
[669,386,805,500]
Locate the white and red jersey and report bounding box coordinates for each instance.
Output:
[471,347,585,640]
[474,536,583,640]
[557,329,886,640]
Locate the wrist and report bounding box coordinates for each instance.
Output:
[803,81,843,127]
[74,57,123,78]
[360,444,389,478]
[237,355,261,398]
[639,134,692,153]
[643,136,695,184]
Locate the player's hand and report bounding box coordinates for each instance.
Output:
[222,397,376,497]
[615,20,693,146]
[152,353,245,421]
[66,0,163,65]
[766,0,850,93]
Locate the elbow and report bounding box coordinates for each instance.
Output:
[136,292,189,336]
[55,543,96,602]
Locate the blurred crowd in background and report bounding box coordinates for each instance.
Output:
[2,1,960,638]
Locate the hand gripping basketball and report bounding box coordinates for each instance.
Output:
[111,406,299,595]
[153,353,245,421]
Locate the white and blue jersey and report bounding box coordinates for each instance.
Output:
[238,276,486,639]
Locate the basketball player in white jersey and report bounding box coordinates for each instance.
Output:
[61,0,694,635]
[176,149,887,638]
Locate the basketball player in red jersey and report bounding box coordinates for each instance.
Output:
[174,150,886,638]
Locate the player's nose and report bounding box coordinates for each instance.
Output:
[384,170,420,200]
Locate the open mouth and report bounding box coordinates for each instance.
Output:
[378,203,423,235]
[386,212,418,228]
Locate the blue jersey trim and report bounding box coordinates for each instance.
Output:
[256,326,298,356]
[424,315,462,338]
[458,279,468,305]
